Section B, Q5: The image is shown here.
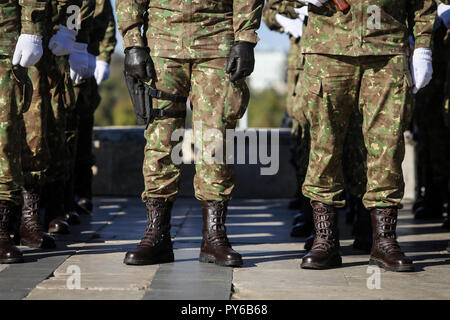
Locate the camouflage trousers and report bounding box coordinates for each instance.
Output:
[72,77,100,200]
[291,66,367,199]
[142,57,249,202]
[0,56,30,204]
[299,54,413,209]
[413,26,450,201]
[23,51,73,188]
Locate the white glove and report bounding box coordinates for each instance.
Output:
[411,48,433,94]
[275,14,305,38]
[299,0,328,7]
[86,53,96,79]
[94,60,110,85]
[294,6,309,18]
[12,34,43,67]
[69,42,89,84]
[48,25,77,56]
[437,3,450,29]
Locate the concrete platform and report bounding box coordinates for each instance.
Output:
[0,197,448,300]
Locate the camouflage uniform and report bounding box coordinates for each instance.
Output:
[116,0,263,202]
[297,0,436,209]
[73,0,117,202]
[262,0,309,194]
[22,0,94,194]
[263,0,366,202]
[0,0,46,205]
[413,1,450,216]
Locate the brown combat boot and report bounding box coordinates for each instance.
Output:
[199,201,243,267]
[123,198,174,265]
[301,202,342,269]
[15,188,56,249]
[369,208,414,272]
[0,201,23,264]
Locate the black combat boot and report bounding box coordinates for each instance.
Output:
[124,198,174,265]
[0,201,23,264]
[75,198,93,216]
[199,201,243,267]
[369,208,414,272]
[352,200,372,253]
[14,187,56,249]
[44,182,71,235]
[291,196,314,237]
[301,202,341,269]
[63,178,81,225]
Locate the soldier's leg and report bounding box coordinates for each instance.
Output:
[342,106,371,252]
[45,55,76,234]
[0,56,26,263]
[190,57,248,267]
[19,52,56,248]
[290,68,315,239]
[299,54,359,270]
[124,57,189,266]
[359,55,414,272]
[74,78,100,215]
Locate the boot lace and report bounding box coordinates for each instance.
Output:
[311,205,337,252]
[138,200,169,247]
[375,209,402,254]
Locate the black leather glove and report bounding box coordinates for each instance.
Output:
[226,41,256,82]
[124,46,156,81]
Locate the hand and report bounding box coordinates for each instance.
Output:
[438,4,450,29]
[124,46,156,81]
[12,34,43,67]
[48,24,77,56]
[299,0,328,8]
[294,6,309,19]
[411,48,433,94]
[94,60,110,85]
[226,41,255,82]
[275,14,305,39]
[69,42,89,83]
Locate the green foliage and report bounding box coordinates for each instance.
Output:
[95,54,137,126]
[95,55,287,128]
[247,88,287,128]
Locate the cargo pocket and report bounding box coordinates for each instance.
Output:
[11,65,33,114]
[223,78,250,122]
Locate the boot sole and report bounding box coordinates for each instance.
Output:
[48,227,70,235]
[123,253,174,266]
[199,253,243,267]
[369,258,415,272]
[0,257,24,264]
[301,256,342,270]
[20,238,56,249]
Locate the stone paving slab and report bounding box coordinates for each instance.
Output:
[1,197,449,300]
[231,201,450,300]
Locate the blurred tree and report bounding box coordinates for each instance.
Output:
[248,88,287,128]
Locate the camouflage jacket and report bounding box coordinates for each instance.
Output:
[263,0,303,70]
[97,2,116,63]
[116,0,264,59]
[87,0,116,59]
[263,0,301,33]
[0,0,47,56]
[298,0,437,56]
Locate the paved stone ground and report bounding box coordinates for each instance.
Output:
[0,197,448,300]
